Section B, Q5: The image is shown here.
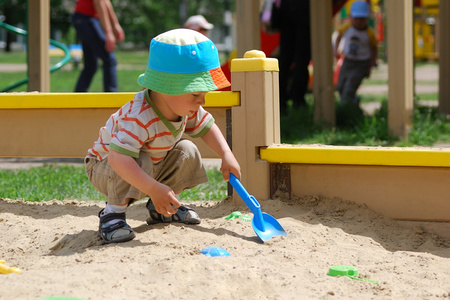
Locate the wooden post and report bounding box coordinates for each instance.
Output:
[310,0,335,126]
[27,0,50,92]
[439,1,450,115]
[231,50,280,202]
[235,0,261,58]
[386,0,414,139]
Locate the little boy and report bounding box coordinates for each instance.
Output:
[334,0,378,105]
[85,29,241,244]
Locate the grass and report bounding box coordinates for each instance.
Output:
[0,164,227,202]
[0,50,148,65]
[280,95,450,147]
[0,50,145,93]
[0,164,103,201]
[0,68,143,93]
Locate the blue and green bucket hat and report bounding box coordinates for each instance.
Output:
[138,28,230,95]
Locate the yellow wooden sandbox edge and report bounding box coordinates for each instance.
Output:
[0,91,240,109]
[260,146,450,168]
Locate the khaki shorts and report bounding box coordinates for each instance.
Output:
[85,139,208,205]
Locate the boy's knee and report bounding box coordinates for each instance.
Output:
[174,139,201,158]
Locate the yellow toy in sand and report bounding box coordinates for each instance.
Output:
[0,260,21,274]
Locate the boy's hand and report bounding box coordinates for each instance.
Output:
[107,150,180,217]
[220,150,241,181]
[148,182,181,217]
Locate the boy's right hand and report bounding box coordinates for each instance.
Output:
[148,182,181,217]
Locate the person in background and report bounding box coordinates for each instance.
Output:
[334,1,378,106]
[184,15,214,36]
[85,29,241,244]
[275,0,311,113]
[72,0,124,92]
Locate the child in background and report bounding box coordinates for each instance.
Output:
[85,29,241,244]
[334,1,378,106]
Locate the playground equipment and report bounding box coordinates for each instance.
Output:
[0,21,71,92]
[413,0,439,61]
[0,50,448,237]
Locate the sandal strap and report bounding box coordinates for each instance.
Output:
[99,209,126,223]
[98,208,135,243]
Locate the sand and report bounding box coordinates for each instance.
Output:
[0,195,449,300]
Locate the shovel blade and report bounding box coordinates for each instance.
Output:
[252,212,288,242]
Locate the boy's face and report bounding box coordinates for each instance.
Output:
[350,17,369,30]
[162,92,207,119]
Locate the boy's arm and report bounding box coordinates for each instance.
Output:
[107,149,180,216]
[333,33,342,59]
[200,123,241,181]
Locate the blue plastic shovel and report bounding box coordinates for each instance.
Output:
[229,174,288,242]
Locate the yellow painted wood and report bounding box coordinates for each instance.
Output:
[260,146,450,168]
[205,91,240,107]
[0,91,240,109]
[231,57,279,72]
[0,93,134,108]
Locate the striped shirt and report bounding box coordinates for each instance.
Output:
[87,89,214,163]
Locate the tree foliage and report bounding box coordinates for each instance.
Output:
[0,0,235,49]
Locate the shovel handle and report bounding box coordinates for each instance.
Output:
[229,174,256,209]
[229,174,265,227]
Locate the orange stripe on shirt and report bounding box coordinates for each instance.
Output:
[127,100,135,114]
[120,128,144,145]
[99,134,108,152]
[144,144,173,151]
[144,117,161,128]
[149,131,172,140]
[123,116,147,130]
[185,112,209,132]
[188,111,198,120]
[139,100,151,114]
[91,148,104,161]
[151,156,165,162]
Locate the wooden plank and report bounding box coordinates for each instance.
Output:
[310,0,335,126]
[27,0,50,92]
[235,0,260,58]
[386,0,414,138]
[288,163,450,222]
[0,92,238,158]
[439,0,450,115]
